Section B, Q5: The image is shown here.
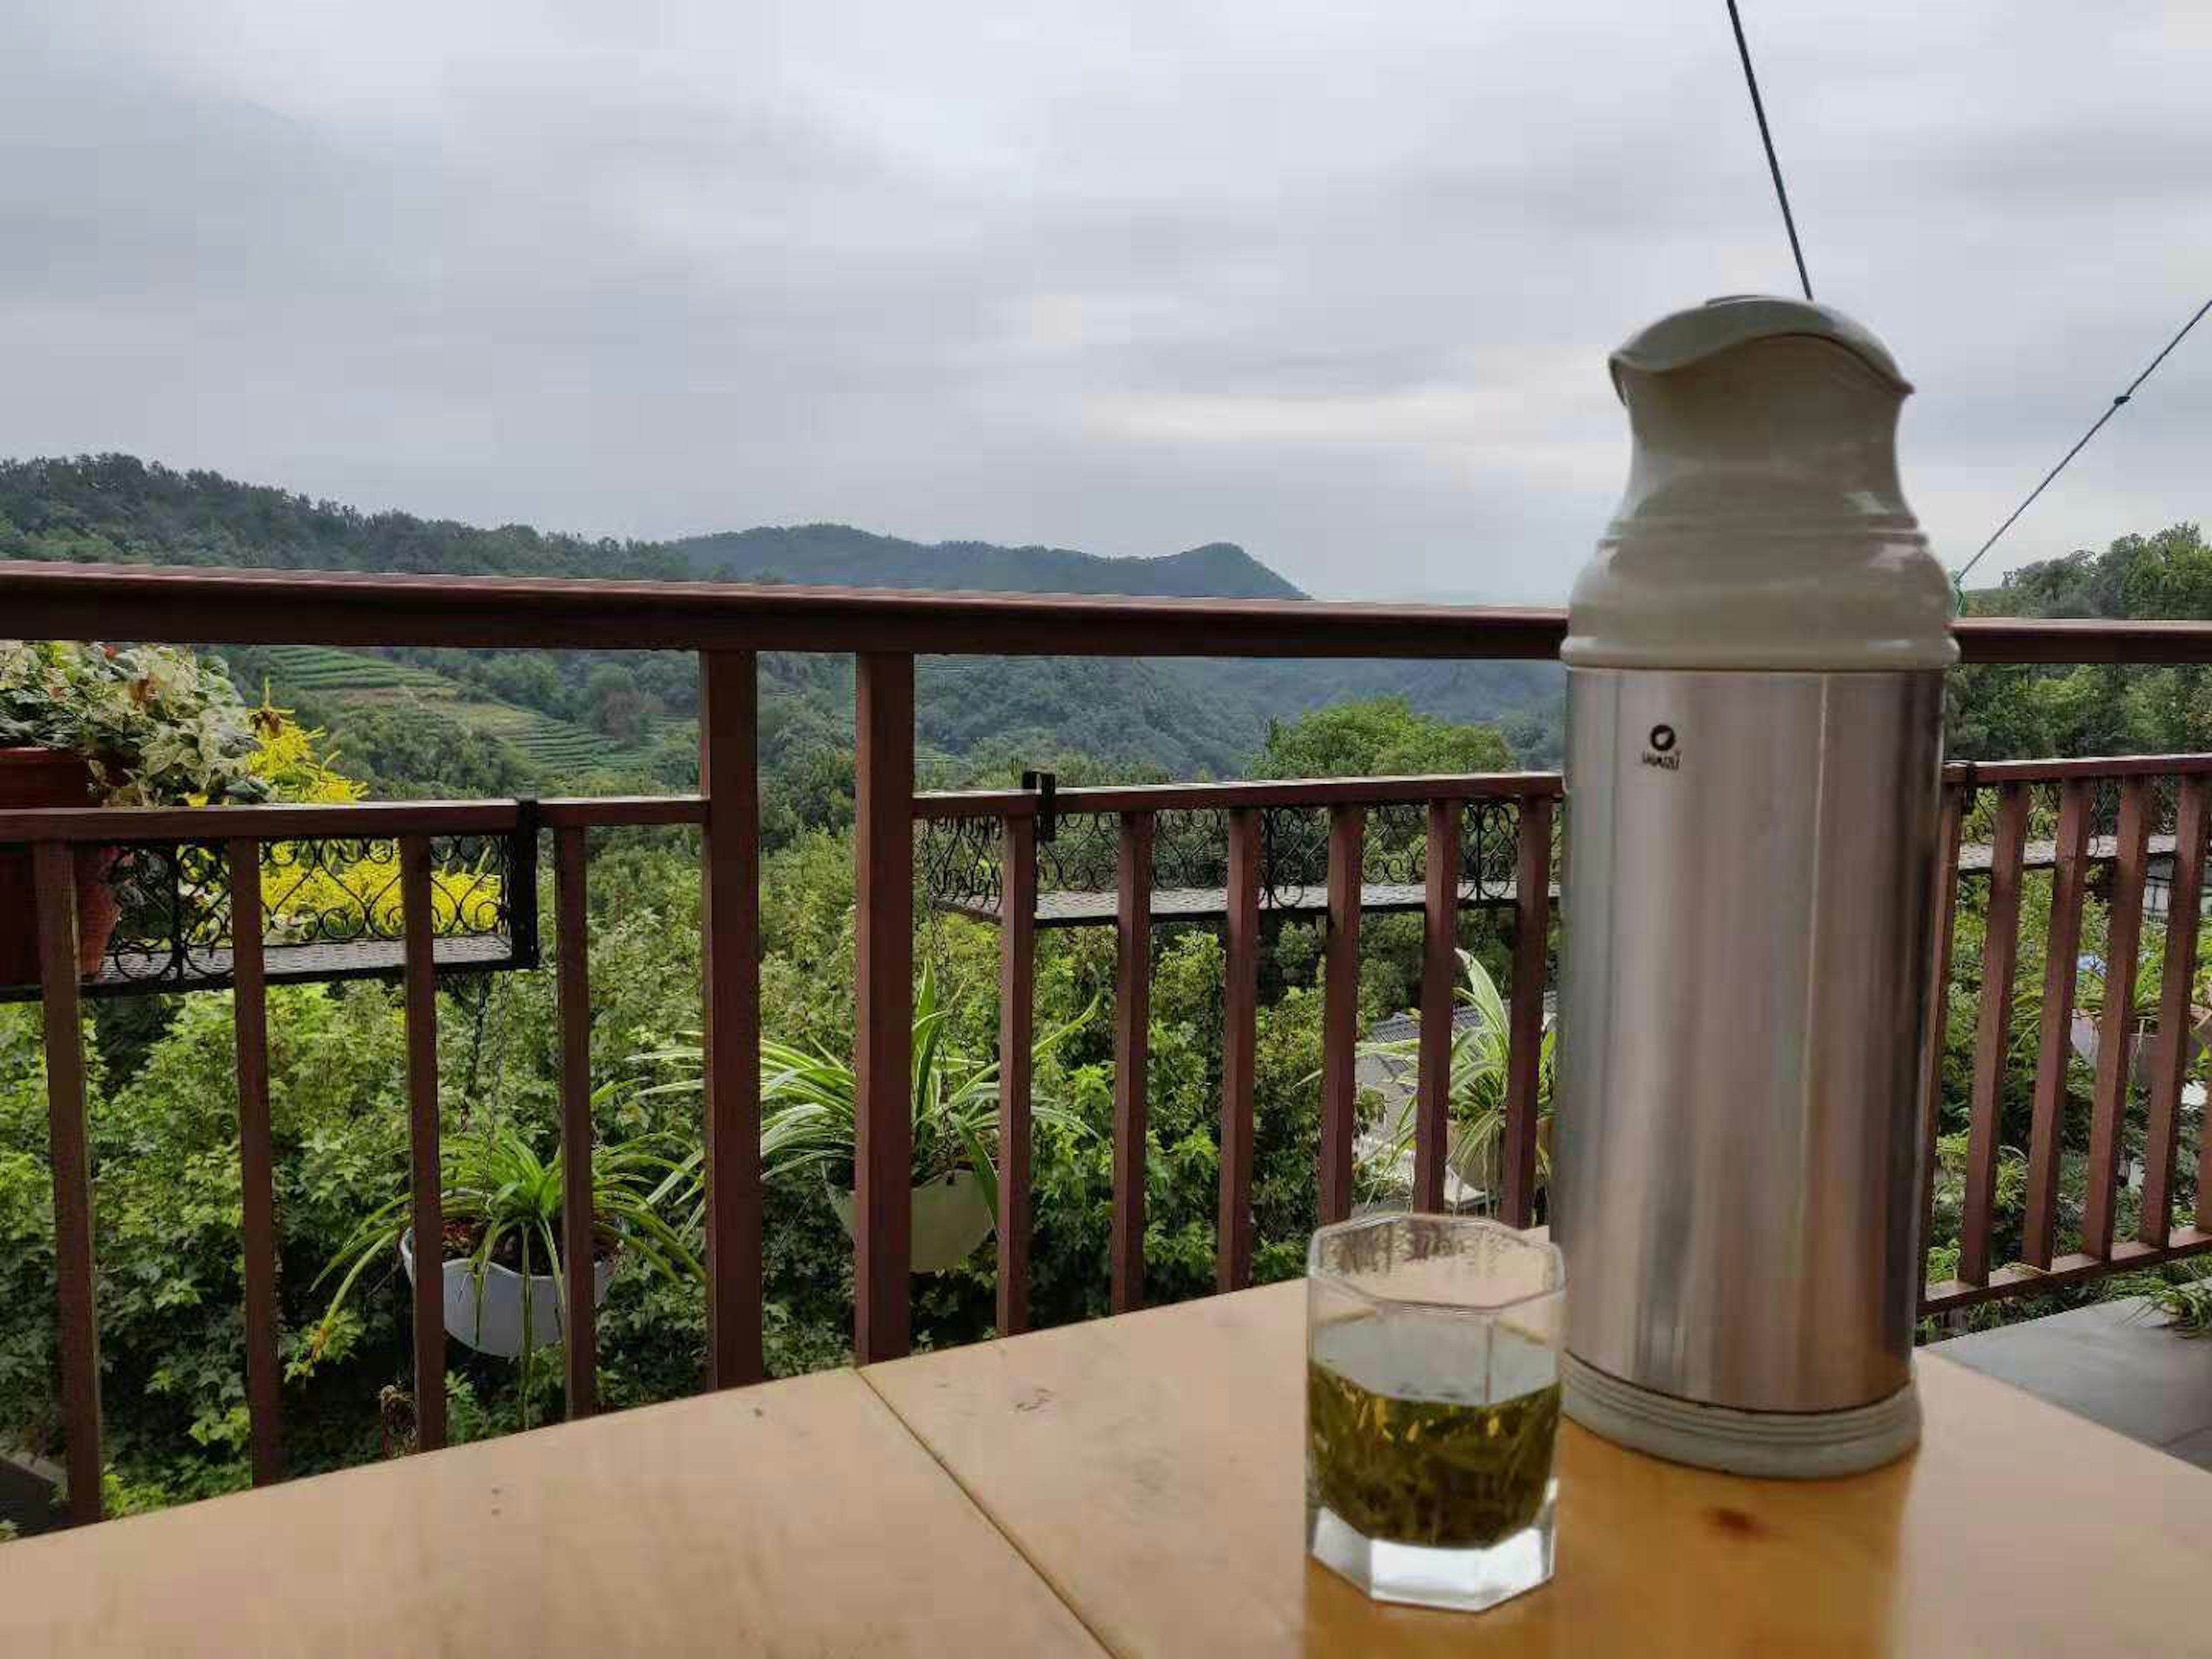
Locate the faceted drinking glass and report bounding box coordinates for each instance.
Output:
[1306,1214,1566,1613]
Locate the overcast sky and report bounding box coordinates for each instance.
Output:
[3,2,2206,602]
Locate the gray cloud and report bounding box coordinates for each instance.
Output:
[2,1,2207,604]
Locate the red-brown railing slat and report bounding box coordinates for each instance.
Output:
[1961,783,2031,1286]
[1216,809,1260,1292]
[2022,781,2093,1267]
[554,826,597,1417]
[1918,785,1967,1267]
[1318,805,1363,1225]
[1112,811,1154,1313]
[699,650,764,1387]
[1415,800,1462,1212]
[1499,795,1553,1229]
[33,844,101,1525]
[2084,778,2154,1257]
[853,652,914,1363]
[2142,775,2209,1246]
[995,812,1037,1336]
[226,839,283,1483]
[399,834,446,1451]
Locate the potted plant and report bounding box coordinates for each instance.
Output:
[1359,950,1556,1212]
[642,967,1089,1272]
[313,1118,702,1365]
[0,639,270,982]
[2069,945,2212,1090]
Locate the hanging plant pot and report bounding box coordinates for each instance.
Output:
[825,1169,994,1273]
[399,1227,616,1360]
[2071,1011,2205,1090]
[0,749,120,984]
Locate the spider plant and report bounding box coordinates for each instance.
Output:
[639,964,1091,1214]
[312,1111,703,1361]
[1361,949,1556,1208]
[2141,1272,2212,1338]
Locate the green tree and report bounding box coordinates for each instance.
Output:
[584,665,652,744]
[1258,696,1516,779]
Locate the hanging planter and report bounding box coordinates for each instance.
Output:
[824,1169,996,1274]
[399,1226,616,1360]
[314,1121,704,1368]
[2070,1007,2212,1090]
[636,963,1093,1278]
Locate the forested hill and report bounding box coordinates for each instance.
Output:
[0,453,1562,794]
[672,523,1302,598]
[0,453,1300,600]
[0,454,691,581]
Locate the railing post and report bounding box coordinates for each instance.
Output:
[1318,806,1363,1225]
[1112,812,1154,1313]
[996,812,1037,1336]
[399,834,446,1451]
[1416,800,1461,1212]
[2084,778,2154,1257]
[699,650,764,1387]
[1961,783,2031,1286]
[854,652,914,1362]
[2022,781,2092,1268]
[2143,775,2208,1246]
[555,826,599,1415]
[226,839,284,1484]
[1217,808,1260,1292]
[1499,794,1552,1229]
[33,843,101,1525]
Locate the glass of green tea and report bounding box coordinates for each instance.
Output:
[1306,1213,1566,1612]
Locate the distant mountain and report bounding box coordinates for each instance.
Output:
[0,453,1301,601]
[673,522,1305,600]
[0,453,1561,788]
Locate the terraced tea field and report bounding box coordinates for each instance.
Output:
[251,646,670,785]
[256,645,457,695]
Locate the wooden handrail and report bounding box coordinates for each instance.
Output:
[0,795,706,844]
[15,556,2212,662]
[915,772,1565,818]
[0,559,1560,660]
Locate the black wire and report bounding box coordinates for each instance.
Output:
[1724,0,1812,302]
[1953,294,2212,588]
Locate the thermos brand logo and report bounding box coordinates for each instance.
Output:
[1641,723,1680,771]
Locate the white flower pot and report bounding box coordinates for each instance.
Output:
[399,1228,616,1360]
[825,1169,994,1273]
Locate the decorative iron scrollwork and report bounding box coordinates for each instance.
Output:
[918,792,1548,927]
[1,827,538,1000]
[916,814,1005,919]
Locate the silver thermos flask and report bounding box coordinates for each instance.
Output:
[1551,296,1957,1478]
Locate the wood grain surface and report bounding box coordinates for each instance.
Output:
[864,1279,2212,1657]
[0,1371,1100,1658]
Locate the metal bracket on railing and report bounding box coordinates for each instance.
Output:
[1022,769,1058,843]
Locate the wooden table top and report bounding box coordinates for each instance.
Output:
[866,1279,2212,1657]
[0,1368,1097,1659]
[9,1280,2212,1656]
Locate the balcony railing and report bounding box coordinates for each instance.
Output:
[7,557,2212,1527]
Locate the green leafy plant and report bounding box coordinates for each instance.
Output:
[643,964,1090,1210]
[2141,1272,2212,1338]
[311,1113,703,1366]
[1359,949,1555,1207]
[0,639,271,805]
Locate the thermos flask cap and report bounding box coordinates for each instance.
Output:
[1563,294,1957,675]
